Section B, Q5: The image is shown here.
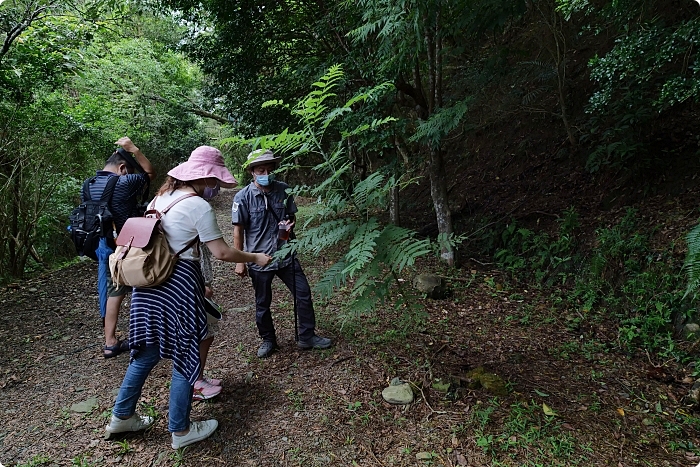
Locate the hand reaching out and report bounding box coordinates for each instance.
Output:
[255,253,273,268]
[115,136,139,154]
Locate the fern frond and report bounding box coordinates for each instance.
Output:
[376,224,432,273]
[322,107,352,129]
[313,260,347,299]
[352,172,385,212]
[225,64,424,313]
[344,82,394,108]
[343,218,381,278]
[262,99,288,109]
[521,86,552,105]
[684,221,700,300]
[347,292,379,316]
[301,219,356,254]
[320,192,350,218]
[409,98,471,147]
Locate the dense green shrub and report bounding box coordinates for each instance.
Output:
[485,207,689,357]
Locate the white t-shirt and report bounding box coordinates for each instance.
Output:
[150,190,222,261]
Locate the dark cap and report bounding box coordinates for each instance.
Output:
[114,148,143,173]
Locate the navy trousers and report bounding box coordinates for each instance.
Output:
[248,257,316,341]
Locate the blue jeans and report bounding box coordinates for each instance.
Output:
[112,346,193,432]
[96,238,114,318]
[248,257,316,341]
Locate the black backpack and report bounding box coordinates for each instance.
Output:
[69,176,119,261]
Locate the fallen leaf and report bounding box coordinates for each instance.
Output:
[542,402,558,416]
[617,408,625,416]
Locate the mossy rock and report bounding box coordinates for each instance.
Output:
[465,367,508,396]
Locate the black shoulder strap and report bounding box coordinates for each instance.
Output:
[100,176,119,203]
[82,175,118,204]
[263,189,283,223]
[81,177,95,202]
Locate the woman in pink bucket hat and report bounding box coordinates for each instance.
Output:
[167,145,238,188]
[105,146,271,450]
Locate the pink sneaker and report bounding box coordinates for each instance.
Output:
[193,379,222,401]
[203,376,222,386]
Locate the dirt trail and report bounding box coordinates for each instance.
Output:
[0,190,697,467]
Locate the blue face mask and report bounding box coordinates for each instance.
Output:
[255,173,275,186]
[202,183,220,200]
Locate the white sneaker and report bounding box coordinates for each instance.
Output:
[171,419,219,449]
[105,414,154,439]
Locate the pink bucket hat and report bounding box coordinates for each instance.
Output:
[167,146,237,188]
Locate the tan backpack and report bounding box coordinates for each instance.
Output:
[109,193,198,288]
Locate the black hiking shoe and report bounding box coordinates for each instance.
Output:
[257,340,279,358]
[297,335,332,350]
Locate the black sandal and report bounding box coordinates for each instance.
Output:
[103,340,129,359]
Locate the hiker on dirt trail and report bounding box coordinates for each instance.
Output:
[232,149,333,359]
[105,146,271,449]
[85,137,155,359]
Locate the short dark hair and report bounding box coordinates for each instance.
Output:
[106,148,138,172]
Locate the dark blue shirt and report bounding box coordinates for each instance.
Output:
[81,171,149,232]
[232,180,297,271]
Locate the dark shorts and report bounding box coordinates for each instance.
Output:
[108,280,130,297]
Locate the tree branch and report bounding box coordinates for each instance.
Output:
[144,95,230,124]
[0,2,58,63]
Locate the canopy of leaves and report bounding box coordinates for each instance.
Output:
[159,0,366,135]
[0,2,215,280]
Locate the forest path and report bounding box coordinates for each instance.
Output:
[0,189,695,467]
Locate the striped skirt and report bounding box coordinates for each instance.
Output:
[129,259,207,386]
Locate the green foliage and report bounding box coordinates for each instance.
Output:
[15,455,52,467]
[483,207,689,358]
[0,5,215,282]
[227,66,431,311]
[570,209,688,355]
[494,207,579,285]
[684,221,700,301]
[164,0,365,135]
[516,60,558,106]
[71,455,95,467]
[575,8,700,171]
[409,98,472,148]
[466,399,589,464]
[0,86,91,279]
[68,33,210,169]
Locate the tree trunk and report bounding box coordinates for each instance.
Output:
[425,23,436,114]
[428,146,454,266]
[389,185,400,226]
[535,0,576,147]
[9,179,19,276]
[425,3,453,265]
[435,5,443,109]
